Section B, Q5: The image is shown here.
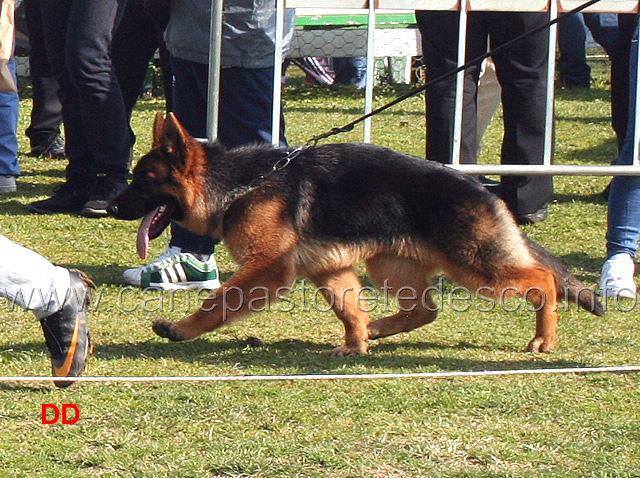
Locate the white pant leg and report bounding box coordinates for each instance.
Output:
[0,234,71,319]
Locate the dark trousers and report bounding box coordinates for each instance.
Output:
[169,57,287,254]
[611,14,638,151]
[112,0,173,147]
[39,0,131,184]
[23,0,63,149]
[416,10,553,216]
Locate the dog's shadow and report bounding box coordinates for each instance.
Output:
[1,337,590,379]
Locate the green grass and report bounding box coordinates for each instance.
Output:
[0,60,639,477]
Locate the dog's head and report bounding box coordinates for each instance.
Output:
[107,112,206,259]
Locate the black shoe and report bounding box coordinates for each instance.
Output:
[40,270,94,388]
[81,175,128,218]
[30,135,66,160]
[28,182,89,215]
[515,204,548,225]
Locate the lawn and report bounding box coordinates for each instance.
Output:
[0,59,638,477]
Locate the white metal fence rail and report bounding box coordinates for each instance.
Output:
[204,0,640,176]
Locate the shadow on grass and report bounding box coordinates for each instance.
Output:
[553,191,607,205]
[56,263,137,288]
[0,175,67,216]
[0,383,50,392]
[0,336,590,377]
[559,251,602,271]
[554,86,611,103]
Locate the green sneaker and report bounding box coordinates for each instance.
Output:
[122,246,221,290]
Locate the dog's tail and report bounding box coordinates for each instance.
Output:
[525,236,604,316]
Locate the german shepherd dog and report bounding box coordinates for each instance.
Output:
[108,112,603,355]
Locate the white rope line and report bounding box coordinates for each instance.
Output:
[2,365,639,384]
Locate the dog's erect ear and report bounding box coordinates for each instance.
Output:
[152,111,165,148]
[161,112,196,167]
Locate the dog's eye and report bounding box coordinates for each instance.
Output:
[139,174,161,188]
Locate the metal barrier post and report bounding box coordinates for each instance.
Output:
[452,2,469,166]
[272,0,286,146]
[206,0,224,144]
[363,3,376,143]
[544,0,559,166]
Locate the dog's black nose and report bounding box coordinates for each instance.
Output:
[106,203,118,217]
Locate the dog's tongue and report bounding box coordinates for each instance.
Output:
[136,207,160,259]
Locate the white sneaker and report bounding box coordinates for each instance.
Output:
[122,246,221,290]
[599,253,637,300]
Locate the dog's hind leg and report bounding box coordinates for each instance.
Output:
[309,268,371,356]
[365,255,438,340]
[508,266,559,353]
[453,264,559,353]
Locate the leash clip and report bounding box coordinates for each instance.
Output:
[272,144,311,172]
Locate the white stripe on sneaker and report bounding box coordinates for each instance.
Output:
[175,264,188,283]
[167,265,179,283]
[160,269,170,284]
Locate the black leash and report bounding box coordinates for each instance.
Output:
[307,0,604,145]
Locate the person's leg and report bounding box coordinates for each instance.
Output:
[489,12,553,220]
[0,234,70,318]
[23,0,65,158]
[63,0,130,180]
[28,0,93,214]
[121,56,216,289]
[415,10,485,164]
[606,28,640,259]
[611,14,637,151]
[0,234,92,386]
[557,13,590,88]
[166,56,216,255]
[112,0,161,146]
[36,0,130,216]
[169,61,288,252]
[218,66,288,148]
[123,59,288,289]
[583,13,618,59]
[0,55,19,184]
[333,57,366,89]
[38,0,94,186]
[601,26,640,299]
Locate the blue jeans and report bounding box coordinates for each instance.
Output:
[606,26,640,258]
[0,55,19,177]
[333,57,366,89]
[40,0,131,184]
[558,14,619,88]
[558,13,590,87]
[169,56,287,255]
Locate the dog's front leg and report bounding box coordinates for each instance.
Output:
[152,259,295,342]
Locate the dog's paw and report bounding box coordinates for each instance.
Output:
[527,336,555,353]
[329,344,368,357]
[152,319,187,342]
